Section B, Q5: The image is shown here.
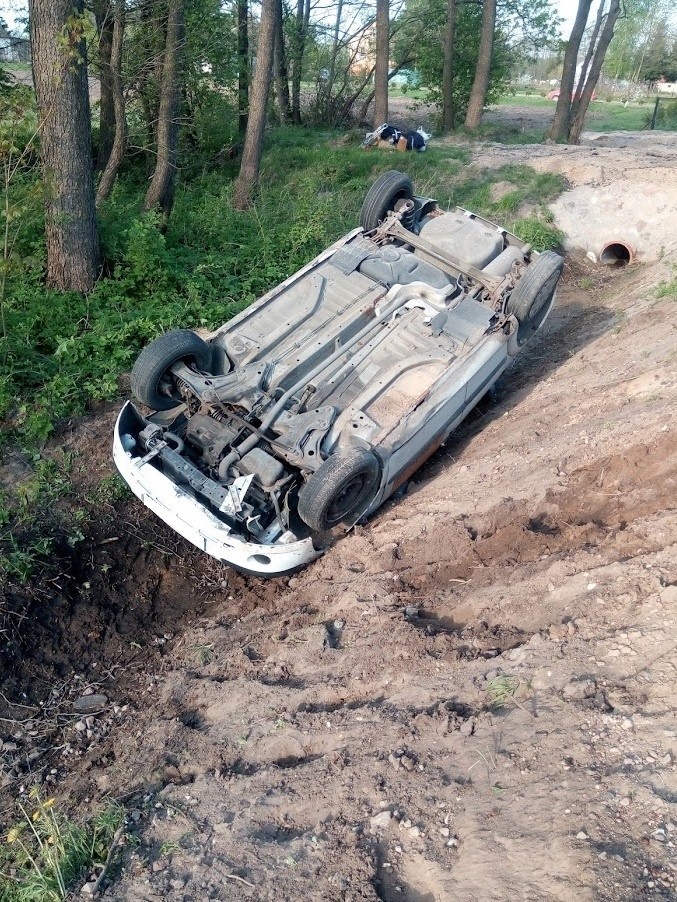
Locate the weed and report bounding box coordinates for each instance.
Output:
[484,674,520,710]
[189,643,214,666]
[158,840,181,857]
[0,791,124,901]
[90,474,130,505]
[656,274,677,299]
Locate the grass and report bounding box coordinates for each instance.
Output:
[495,93,665,132]
[656,279,677,299]
[0,792,124,901]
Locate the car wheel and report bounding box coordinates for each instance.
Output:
[360,170,414,232]
[131,329,211,410]
[507,251,563,346]
[297,449,381,532]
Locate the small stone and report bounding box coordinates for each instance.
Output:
[576,831,588,840]
[151,860,166,872]
[587,583,597,592]
[81,882,97,895]
[619,798,631,807]
[409,826,421,838]
[370,811,393,830]
[621,718,634,731]
[447,837,459,848]
[598,851,607,860]
[440,827,450,837]
[74,720,86,732]
[400,755,415,771]
[72,694,108,714]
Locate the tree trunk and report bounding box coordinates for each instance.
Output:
[237,0,249,134]
[93,0,115,169]
[290,0,310,124]
[96,0,126,205]
[442,0,457,132]
[373,0,389,125]
[143,0,184,217]
[573,0,605,113]
[548,0,593,141]
[568,0,621,143]
[233,0,276,210]
[30,0,100,292]
[273,0,291,123]
[327,0,344,97]
[464,0,497,129]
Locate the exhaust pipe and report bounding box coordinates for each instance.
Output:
[600,241,633,267]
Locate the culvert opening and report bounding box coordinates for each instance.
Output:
[600,241,633,267]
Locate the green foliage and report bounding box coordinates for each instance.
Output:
[0,456,71,581]
[395,0,560,128]
[0,792,124,902]
[656,268,677,299]
[644,99,677,130]
[604,0,676,82]
[395,0,513,127]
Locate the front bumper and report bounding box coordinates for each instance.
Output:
[113,403,322,576]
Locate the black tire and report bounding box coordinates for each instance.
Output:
[131,329,211,410]
[297,449,381,532]
[360,170,414,232]
[507,251,563,346]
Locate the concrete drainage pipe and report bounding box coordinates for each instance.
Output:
[600,241,633,267]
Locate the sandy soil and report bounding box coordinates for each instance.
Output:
[1,143,677,901]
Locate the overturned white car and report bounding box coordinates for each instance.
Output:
[114,171,563,575]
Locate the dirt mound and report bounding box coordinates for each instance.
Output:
[465,137,677,263]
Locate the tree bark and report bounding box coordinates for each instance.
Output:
[30,0,100,292]
[96,0,126,205]
[568,0,621,143]
[237,0,249,134]
[464,0,497,129]
[273,0,291,123]
[573,0,605,113]
[290,0,310,124]
[143,0,184,217]
[548,0,593,141]
[93,0,115,169]
[441,0,457,131]
[373,0,389,125]
[233,0,276,210]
